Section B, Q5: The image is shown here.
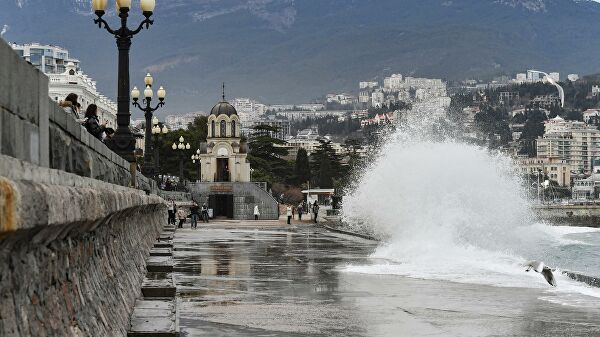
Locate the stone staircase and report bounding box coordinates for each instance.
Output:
[127,225,179,337]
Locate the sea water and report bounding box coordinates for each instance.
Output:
[341,113,600,306]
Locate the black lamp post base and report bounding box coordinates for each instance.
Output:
[106,132,137,163]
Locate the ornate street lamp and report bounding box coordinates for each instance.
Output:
[132,73,166,176]
[192,149,201,182]
[172,136,191,187]
[151,116,168,182]
[91,0,157,162]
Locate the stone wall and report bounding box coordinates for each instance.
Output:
[0,38,155,192]
[0,38,166,336]
[0,155,166,336]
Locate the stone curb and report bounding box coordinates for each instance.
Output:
[322,225,378,241]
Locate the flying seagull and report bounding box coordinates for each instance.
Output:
[525,261,557,287]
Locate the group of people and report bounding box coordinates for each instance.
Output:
[167,199,210,229]
[60,93,114,142]
[286,201,320,225]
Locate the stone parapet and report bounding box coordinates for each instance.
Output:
[0,38,155,192]
[0,155,166,336]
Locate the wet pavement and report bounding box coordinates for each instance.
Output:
[172,222,600,337]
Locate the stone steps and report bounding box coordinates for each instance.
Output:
[127,299,179,337]
[128,224,179,337]
[154,242,173,249]
[142,273,176,298]
[150,248,172,256]
[146,255,174,273]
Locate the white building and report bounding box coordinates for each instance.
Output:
[46,62,117,128]
[359,81,379,89]
[326,93,356,106]
[12,42,117,128]
[165,112,204,131]
[515,157,571,187]
[384,74,404,90]
[515,73,527,83]
[548,72,560,83]
[537,116,600,172]
[11,42,80,74]
[527,70,541,82]
[568,74,580,82]
[371,91,385,107]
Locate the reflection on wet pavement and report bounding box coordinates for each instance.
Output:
[173,224,600,337]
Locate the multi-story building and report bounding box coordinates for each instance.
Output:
[46,62,117,128]
[359,81,378,89]
[284,128,346,159]
[11,43,117,128]
[384,74,404,90]
[371,90,385,107]
[515,73,527,83]
[499,91,520,106]
[359,90,372,105]
[247,118,291,140]
[531,94,560,109]
[536,116,600,172]
[275,110,346,122]
[568,74,580,82]
[165,112,204,131]
[326,93,356,106]
[11,42,80,74]
[527,70,542,82]
[549,72,560,83]
[515,157,571,187]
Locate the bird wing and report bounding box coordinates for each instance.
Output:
[541,268,557,287]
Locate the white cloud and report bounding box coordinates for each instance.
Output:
[1,25,9,37]
[145,55,200,73]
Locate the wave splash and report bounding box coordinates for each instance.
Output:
[341,116,600,298]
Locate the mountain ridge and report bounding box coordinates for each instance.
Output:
[2,0,600,113]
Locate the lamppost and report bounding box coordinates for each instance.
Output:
[172,136,190,187]
[192,150,201,182]
[91,0,157,162]
[131,73,166,176]
[151,116,168,182]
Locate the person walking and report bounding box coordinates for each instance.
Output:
[312,201,320,224]
[286,205,292,225]
[190,203,200,229]
[254,205,260,221]
[298,204,303,221]
[201,203,209,223]
[167,199,176,225]
[177,206,187,228]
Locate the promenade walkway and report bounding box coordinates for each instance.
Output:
[165,221,600,337]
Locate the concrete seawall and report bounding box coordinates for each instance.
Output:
[535,205,600,227]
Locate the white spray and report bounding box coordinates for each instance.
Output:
[342,109,600,294]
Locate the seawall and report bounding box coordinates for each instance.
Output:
[0,37,165,336]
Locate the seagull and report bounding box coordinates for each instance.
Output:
[525,261,557,287]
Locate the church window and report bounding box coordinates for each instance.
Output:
[220,120,227,137]
[232,121,236,137]
[211,121,215,137]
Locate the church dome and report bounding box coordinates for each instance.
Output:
[210,100,237,117]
